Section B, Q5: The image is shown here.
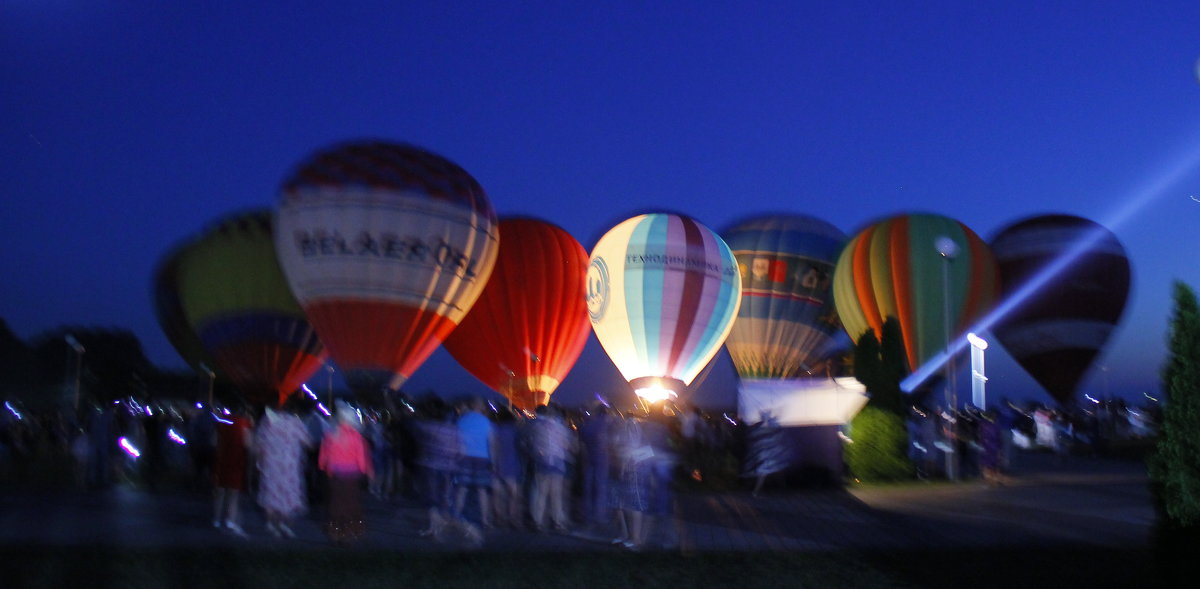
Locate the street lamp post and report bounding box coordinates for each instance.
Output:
[968,332,988,409]
[325,363,335,407]
[935,236,959,481]
[200,363,215,408]
[65,334,85,411]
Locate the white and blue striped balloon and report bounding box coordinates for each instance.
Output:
[587,213,741,397]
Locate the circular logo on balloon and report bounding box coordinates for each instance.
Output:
[586,257,610,322]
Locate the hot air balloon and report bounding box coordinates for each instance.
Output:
[442,218,591,410]
[833,213,999,373]
[723,214,848,379]
[152,243,213,372]
[175,211,326,406]
[989,214,1130,405]
[587,213,741,402]
[275,141,499,393]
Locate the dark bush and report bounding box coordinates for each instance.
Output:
[845,406,914,483]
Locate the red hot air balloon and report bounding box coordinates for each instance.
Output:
[989,214,1131,405]
[442,218,591,410]
[275,141,499,393]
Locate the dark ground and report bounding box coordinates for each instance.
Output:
[0,448,1176,588]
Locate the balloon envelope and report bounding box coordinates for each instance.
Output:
[587,213,741,398]
[275,141,499,392]
[833,213,999,372]
[723,214,848,379]
[152,244,213,372]
[443,218,591,410]
[989,214,1130,405]
[176,211,326,406]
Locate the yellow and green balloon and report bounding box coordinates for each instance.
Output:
[174,210,326,406]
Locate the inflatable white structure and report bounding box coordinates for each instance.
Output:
[736,377,869,485]
[737,377,868,426]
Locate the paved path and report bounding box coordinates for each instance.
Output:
[0,450,1153,556]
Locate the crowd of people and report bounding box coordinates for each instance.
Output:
[0,391,1159,548]
[0,394,743,550]
[902,398,1160,483]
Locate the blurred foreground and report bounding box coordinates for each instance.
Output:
[0,445,1165,588]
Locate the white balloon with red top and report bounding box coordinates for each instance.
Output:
[275,141,499,393]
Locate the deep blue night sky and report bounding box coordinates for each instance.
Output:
[4,2,1200,408]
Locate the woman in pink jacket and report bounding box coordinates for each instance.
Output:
[319,408,374,543]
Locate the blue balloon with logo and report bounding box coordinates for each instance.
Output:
[722,214,848,379]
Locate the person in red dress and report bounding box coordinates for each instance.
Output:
[212,407,253,536]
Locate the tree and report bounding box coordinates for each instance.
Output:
[1149,281,1200,529]
[853,329,881,395]
[852,317,909,416]
[876,317,909,414]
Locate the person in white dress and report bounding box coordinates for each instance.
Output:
[255,405,312,538]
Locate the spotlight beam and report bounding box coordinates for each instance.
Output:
[902,138,1200,393]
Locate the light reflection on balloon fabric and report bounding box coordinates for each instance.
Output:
[902,134,1200,394]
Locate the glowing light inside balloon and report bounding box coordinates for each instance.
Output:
[635,387,677,403]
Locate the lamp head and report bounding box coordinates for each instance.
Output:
[935,236,959,259]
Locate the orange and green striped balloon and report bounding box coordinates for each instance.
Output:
[832,213,999,372]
